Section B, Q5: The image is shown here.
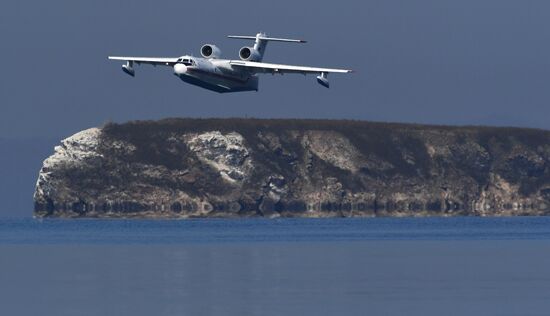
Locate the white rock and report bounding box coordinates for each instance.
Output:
[35,128,102,198]
[185,131,252,183]
[43,128,101,169]
[303,131,363,172]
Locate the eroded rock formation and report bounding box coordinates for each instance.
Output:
[34,119,550,218]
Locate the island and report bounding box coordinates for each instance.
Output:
[34,118,550,218]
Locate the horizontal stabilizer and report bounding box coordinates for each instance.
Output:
[228,35,306,43]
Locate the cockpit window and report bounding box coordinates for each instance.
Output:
[182,58,194,66]
[177,57,195,66]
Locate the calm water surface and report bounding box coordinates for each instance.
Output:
[1,217,550,315]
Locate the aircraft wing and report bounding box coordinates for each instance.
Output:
[108,56,179,66]
[229,60,353,74]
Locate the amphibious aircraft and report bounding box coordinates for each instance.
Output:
[108,32,353,93]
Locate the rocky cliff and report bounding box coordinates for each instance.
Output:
[34,118,550,218]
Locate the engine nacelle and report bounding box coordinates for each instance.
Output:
[239,46,262,61]
[200,44,221,59]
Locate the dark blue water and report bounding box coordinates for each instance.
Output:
[3,217,550,244]
[1,217,550,315]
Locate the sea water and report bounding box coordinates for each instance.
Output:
[1,217,550,315]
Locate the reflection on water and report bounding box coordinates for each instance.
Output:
[1,218,550,315]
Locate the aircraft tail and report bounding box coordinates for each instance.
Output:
[228,32,306,61]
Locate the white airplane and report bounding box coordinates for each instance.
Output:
[108,32,353,93]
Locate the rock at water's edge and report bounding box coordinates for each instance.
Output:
[34,118,550,218]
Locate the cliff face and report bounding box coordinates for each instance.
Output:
[34,119,550,218]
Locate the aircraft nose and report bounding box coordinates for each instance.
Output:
[173,63,187,75]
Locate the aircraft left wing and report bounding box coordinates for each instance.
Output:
[229,60,352,88]
[229,60,353,74]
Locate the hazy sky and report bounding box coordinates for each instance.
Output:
[1,0,550,217]
[1,0,550,141]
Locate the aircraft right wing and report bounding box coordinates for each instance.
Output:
[108,56,179,77]
[108,56,179,66]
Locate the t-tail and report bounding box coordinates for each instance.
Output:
[228,32,306,62]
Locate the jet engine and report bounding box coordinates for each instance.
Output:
[239,46,262,61]
[200,44,221,58]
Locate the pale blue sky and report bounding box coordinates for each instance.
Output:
[1,0,550,216]
[1,0,549,141]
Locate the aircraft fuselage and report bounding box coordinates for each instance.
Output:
[108,32,353,93]
[174,57,258,93]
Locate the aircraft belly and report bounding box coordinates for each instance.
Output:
[178,70,258,93]
[177,75,229,93]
